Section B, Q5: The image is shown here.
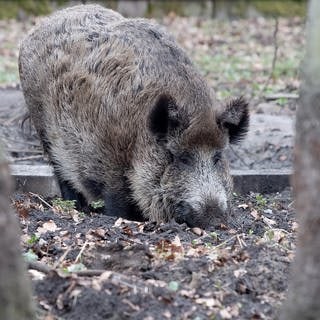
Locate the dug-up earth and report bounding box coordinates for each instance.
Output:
[16,188,296,320]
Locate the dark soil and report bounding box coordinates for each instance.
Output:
[16,188,296,320]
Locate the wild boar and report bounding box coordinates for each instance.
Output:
[19,4,249,228]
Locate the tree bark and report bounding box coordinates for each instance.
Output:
[280,1,320,319]
[0,146,34,319]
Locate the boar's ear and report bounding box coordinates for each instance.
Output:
[218,97,249,144]
[148,94,180,141]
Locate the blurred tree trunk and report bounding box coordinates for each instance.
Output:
[280,0,320,319]
[0,146,34,319]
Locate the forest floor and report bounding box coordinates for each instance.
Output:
[0,12,304,320]
[16,188,295,320]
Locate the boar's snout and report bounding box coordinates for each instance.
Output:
[174,199,228,228]
[174,201,194,225]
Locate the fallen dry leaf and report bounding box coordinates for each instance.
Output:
[36,220,59,235]
[56,293,64,310]
[234,268,247,278]
[238,203,249,209]
[195,297,221,308]
[191,227,203,236]
[28,269,46,281]
[93,228,106,238]
[114,217,124,227]
[262,215,276,227]
[250,209,261,220]
[220,308,232,319]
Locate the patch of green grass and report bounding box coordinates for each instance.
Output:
[276,97,288,106]
[52,198,76,211]
[196,53,252,83]
[23,249,38,262]
[205,242,213,249]
[27,234,39,245]
[0,0,52,19]
[253,0,306,18]
[67,263,86,273]
[191,239,198,246]
[214,280,222,289]
[168,280,179,292]
[273,56,301,79]
[0,57,19,84]
[210,232,218,241]
[0,71,19,84]
[90,199,105,209]
[255,194,267,208]
[264,229,275,241]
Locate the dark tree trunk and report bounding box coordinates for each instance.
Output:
[0,146,34,319]
[280,1,320,319]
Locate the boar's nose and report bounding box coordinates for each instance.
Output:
[174,200,227,229]
[174,201,194,226]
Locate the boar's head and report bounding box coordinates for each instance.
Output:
[148,94,249,228]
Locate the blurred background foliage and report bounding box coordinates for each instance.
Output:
[0,0,306,102]
[0,0,307,20]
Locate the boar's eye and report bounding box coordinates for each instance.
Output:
[175,152,193,167]
[212,150,222,165]
[167,149,174,163]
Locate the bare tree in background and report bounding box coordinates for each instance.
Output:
[280,0,320,319]
[0,146,34,319]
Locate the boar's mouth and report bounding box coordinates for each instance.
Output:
[172,200,230,229]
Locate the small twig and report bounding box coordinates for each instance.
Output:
[266,228,290,234]
[29,192,53,209]
[14,155,44,161]
[28,260,106,277]
[74,269,106,277]
[53,247,72,269]
[212,234,238,249]
[28,260,52,274]
[3,111,25,126]
[28,262,149,294]
[229,145,250,168]
[75,240,88,263]
[3,137,40,147]
[288,200,295,208]
[122,299,140,312]
[260,16,279,97]
[236,234,246,248]
[8,149,42,154]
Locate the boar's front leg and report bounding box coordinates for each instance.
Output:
[103,190,144,221]
[83,178,145,221]
[55,174,87,209]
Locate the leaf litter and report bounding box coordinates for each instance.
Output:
[13,187,296,320]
